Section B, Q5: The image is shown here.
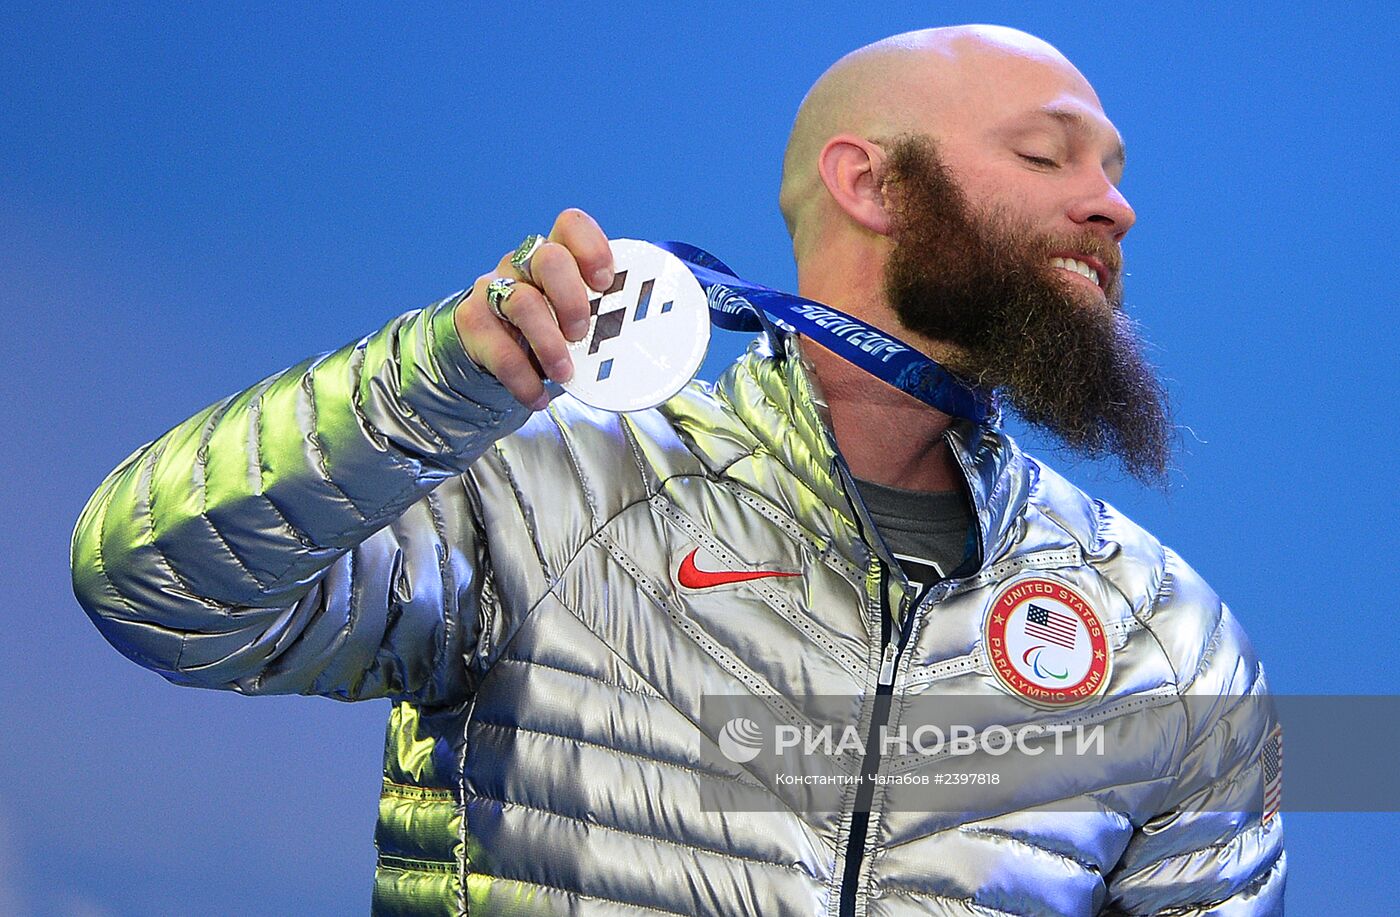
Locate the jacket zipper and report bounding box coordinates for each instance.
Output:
[838,562,918,917]
[826,448,980,915]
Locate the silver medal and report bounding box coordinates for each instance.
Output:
[561,239,711,412]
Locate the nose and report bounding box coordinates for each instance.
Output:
[1068,174,1136,243]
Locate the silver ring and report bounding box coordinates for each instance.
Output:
[485,277,518,322]
[509,233,547,284]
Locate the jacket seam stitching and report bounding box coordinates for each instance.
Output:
[711,440,759,476]
[246,379,271,503]
[457,473,498,670]
[1112,829,1283,915]
[486,443,552,580]
[1129,548,1189,788]
[356,381,451,460]
[1181,596,1229,694]
[463,789,807,873]
[549,403,602,524]
[90,460,144,620]
[885,689,1179,771]
[376,854,458,873]
[464,873,692,916]
[619,413,657,498]
[197,512,269,591]
[1027,495,1092,572]
[457,693,478,917]
[350,322,459,462]
[470,525,603,692]
[290,350,432,553]
[741,361,827,488]
[491,656,663,699]
[876,888,1025,917]
[721,480,863,580]
[376,319,456,454]
[381,778,453,798]
[255,487,317,550]
[301,366,374,525]
[470,719,767,790]
[164,397,272,593]
[347,338,392,453]
[957,546,1083,591]
[955,825,1103,876]
[422,486,456,702]
[878,775,1160,855]
[1166,595,1231,786]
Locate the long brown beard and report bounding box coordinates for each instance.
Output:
[879,133,1172,484]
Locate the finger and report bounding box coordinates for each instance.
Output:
[549,208,614,293]
[523,241,592,342]
[489,277,575,384]
[469,324,550,409]
[457,277,552,408]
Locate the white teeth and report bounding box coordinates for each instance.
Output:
[1051,256,1101,287]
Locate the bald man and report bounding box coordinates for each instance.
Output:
[73,25,1284,917]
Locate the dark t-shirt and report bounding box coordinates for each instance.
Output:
[851,476,976,614]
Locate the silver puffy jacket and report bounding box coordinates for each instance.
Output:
[72,292,1285,915]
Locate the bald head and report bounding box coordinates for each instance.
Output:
[778,25,1108,261]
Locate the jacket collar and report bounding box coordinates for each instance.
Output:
[714,327,1031,570]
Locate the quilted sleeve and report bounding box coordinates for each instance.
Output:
[70,293,535,706]
[1104,552,1286,915]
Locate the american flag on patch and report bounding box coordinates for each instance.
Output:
[1262,724,1283,825]
[1024,603,1078,649]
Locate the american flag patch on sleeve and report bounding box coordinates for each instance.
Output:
[1262,723,1283,825]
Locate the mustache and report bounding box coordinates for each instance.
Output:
[1046,231,1122,277]
[995,220,1126,299]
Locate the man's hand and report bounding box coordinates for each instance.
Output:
[454,208,616,411]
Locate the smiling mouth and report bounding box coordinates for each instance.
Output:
[1050,256,1103,290]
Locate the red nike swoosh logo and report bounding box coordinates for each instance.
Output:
[676,547,800,589]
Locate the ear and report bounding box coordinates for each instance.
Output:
[816,134,892,236]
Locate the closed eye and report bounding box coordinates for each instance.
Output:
[1018,153,1059,168]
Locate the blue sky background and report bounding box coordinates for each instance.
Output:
[2,3,1395,914]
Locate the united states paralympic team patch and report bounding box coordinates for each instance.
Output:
[984,575,1112,708]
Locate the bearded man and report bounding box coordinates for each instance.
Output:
[72,24,1284,917]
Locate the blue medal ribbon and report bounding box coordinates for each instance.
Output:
[654,241,994,422]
